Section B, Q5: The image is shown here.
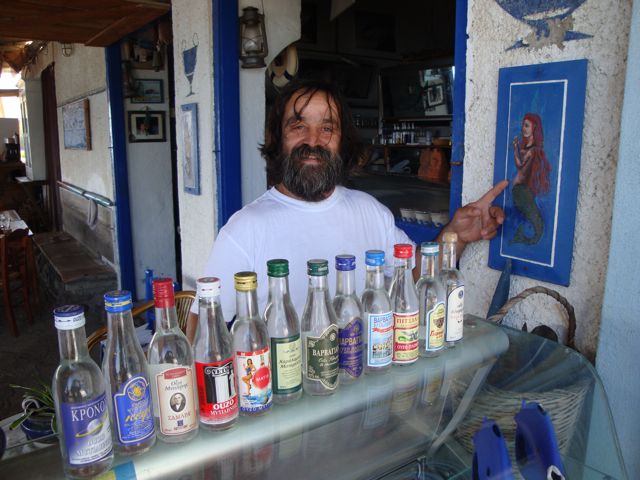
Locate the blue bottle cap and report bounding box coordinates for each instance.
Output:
[104,290,133,313]
[365,250,385,267]
[421,242,439,255]
[53,305,85,330]
[335,254,356,271]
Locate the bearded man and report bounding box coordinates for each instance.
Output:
[186,79,507,333]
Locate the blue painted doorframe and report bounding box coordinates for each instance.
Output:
[105,44,136,295]
[212,0,242,230]
[451,0,468,217]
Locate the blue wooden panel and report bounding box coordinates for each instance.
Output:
[105,44,136,296]
[450,0,468,217]
[489,59,588,286]
[212,0,242,230]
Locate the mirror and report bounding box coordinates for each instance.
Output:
[380,62,454,119]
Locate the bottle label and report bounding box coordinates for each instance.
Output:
[112,376,154,445]
[445,286,464,342]
[305,324,339,390]
[426,302,445,351]
[60,394,112,466]
[366,311,393,367]
[393,311,419,363]
[339,318,363,378]
[271,335,302,395]
[150,365,198,435]
[235,347,273,413]
[195,358,238,424]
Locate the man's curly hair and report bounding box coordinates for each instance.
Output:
[260,78,361,186]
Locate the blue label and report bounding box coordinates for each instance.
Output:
[339,319,363,378]
[61,394,112,466]
[113,376,154,445]
[367,311,393,367]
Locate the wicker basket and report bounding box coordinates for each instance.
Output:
[454,286,589,476]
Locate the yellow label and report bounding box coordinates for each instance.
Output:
[393,311,419,363]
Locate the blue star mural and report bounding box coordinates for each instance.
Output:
[496,0,591,49]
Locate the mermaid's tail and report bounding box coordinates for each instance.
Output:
[510,184,543,245]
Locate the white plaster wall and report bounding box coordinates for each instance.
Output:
[463,0,632,359]
[239,0,300,205]
[52,44,114,200]
[597,0,640,475]
[172,0,217,290]
[125,66,176,297]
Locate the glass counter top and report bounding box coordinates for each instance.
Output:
[0,317,626,479]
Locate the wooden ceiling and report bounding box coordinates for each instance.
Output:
[0,0,171,47]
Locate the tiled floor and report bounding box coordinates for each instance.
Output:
[0,294,59,421]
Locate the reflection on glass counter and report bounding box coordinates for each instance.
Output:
[0,318,627,479]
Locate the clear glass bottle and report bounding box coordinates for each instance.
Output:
[193,277,238,430]
[389,244,420,365]
[231,271,273,415]
[416,242,446,357]
[147,278,199,442]
[333,254,363,384]
[360,250,393,374]
[52,305,113,479]
[264,259,302,404]
[301,259,340,395]
[102,291,155,455]
[439,232,465,346]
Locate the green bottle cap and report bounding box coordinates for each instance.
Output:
[234,271,257,291]
[307,259,329,276]
[267,259,289,277]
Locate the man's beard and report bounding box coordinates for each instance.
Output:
[281,144,343,201]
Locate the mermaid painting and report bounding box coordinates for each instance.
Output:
[510,113,551,245]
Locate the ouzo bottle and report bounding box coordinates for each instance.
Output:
[301,259,340,395]
[102,291,155,455]
[333,254,363,384]
[389,244,420,365]
[264,259,303,404]
[440,232,465,346]
[147,278,199,442]
[193,277,238,430]
[231,271,273,415]
[416,242,446,356]
[360,250,393,374]
[52,305,113,479]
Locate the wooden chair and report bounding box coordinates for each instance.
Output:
[0,229,33,336]
[86,290,196,353]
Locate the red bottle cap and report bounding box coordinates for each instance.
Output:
[153,278,175,308]
[394,243,413,259]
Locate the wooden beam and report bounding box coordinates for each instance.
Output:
[86,8,168,46]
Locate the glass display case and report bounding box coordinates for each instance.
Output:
[0,317,627,479]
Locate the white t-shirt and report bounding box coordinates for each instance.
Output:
[195,186,412,321]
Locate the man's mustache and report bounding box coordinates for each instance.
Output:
[290,144,333,163]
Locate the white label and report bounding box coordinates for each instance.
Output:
[150,364,198,435]
[445,286,464,342]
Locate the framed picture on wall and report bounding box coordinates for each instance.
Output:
[62,98,91,150]
[131,79,164,104]
[128,110,166,142]
[489,59,588,286]
[180,103,200,195]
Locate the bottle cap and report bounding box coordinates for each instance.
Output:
[420,242,439,256]
[307,259,329,276]
[443,232,458,243]
[267,259,289,277]
[234,271,257,291]
[365,250,385,267]
[53,305,85,330]
[335,254,356,271]
[393,243,413,259]
[104,290,133,313]
[153,278,176,308]
[197,277,221,298]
